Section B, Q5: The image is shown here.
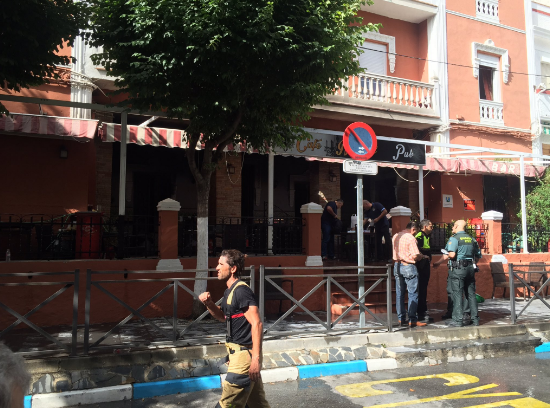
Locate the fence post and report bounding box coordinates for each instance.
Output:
[300,203,323,266]
[326,276,332,330]
[173,279,178,342]
[249,266,255,293]
[482,211,503,254]
[156,198,183,271]
[71,269,80,356]
[509,263,516,324]
[117,216,125,259]
[386,264,393,332]
[84,269,92,355]
[259,265,265,322]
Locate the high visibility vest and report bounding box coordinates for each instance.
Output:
[415,231,430,250]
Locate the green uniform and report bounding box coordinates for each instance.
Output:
[445,231,481,326]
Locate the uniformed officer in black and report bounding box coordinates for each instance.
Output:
[434,220,481,327]
[415,219,434,323]
[199,249,270,408]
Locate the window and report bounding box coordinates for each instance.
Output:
[543,144,550,156]
[479,66,494,100]
[359,41,387,76]
[477,53,501,102]
[542,62,550,89]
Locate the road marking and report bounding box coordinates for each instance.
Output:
[335,373,480,398]
[361,384,521,408]
[463,397,550,407]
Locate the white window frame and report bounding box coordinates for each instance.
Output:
[363,32,396,74]
[541,56,550,89]
[477,54,501,102]
[472,39,509,85]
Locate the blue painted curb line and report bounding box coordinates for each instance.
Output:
[134,375,222,399]
[298,360,367,379]
[535,342,550,353]
[23,360,375,406]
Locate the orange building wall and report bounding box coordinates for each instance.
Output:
[0,84,71,117]
[358,11,427,81]
[0,135,96,215]
[425,172,485,223]
[446,12,530,129]
[449,129,532,153]
[446,0,526,31]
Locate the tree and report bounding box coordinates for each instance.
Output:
[523,172,550,229]
[87,0,378,316]
[0,0,88,114]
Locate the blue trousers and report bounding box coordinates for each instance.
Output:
[321,222,334,258]
[394,263,419,323]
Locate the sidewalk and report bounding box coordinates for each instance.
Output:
[5,298,550,356]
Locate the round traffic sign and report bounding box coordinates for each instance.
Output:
[343,122,377,161]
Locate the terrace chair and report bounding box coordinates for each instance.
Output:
[490,262,523,299]
[264,269,294,316]
[525,262,549,300]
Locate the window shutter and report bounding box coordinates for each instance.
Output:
[359,41,387,76]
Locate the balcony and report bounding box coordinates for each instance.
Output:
[476,0,499,23]
[479,100,504,126]
[361,0,438,24]
[320,73,441,130]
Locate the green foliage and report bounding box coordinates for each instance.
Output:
[522,171,550,229]
[0,0,88,113]
[86,0,379,152]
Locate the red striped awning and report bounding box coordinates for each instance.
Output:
[0,113,98,139]
[306,156,547,177]
[99,122,258,152]
[99,122,186,148]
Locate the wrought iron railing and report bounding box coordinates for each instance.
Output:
[178,216,304,257]
[502,223,550,254]
[430,222,489,254]
[0,214,158,260]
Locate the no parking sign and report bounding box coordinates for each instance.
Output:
[343,122,377,161]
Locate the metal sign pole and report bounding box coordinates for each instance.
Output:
[357,174,365,328]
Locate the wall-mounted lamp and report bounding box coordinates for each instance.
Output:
[329,170,337,182]
[227,163,236,174]
[60,146,68,159]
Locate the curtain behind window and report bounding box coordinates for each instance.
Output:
[479,66,494,100]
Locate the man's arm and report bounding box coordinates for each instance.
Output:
[198,292,225,322]
[326,204,338,219]
[243,305,263,382]
[374,209,388,224]
[433,254,449,267]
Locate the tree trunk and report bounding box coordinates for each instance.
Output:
[192,178,211,318]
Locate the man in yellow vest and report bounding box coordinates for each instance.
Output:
[199,249,270,408]
[415,219,434,323]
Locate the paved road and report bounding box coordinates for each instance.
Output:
[71,353,550,408]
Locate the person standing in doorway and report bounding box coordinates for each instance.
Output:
[415,219,434,323]
[392,222,430,327]
[433,220,481,327]
[199,250,270,408]
[363,200,392,262]
[321,199,344,261]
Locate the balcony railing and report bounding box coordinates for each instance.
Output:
[480,100,504,125]
[476,0,499,23]
[332,73,438,114]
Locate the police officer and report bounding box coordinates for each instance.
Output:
[415,219,434,323]
[434,220,481,327]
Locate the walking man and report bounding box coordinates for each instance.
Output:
[321,198,343,260]
[199,249,270,408]
[363,200,392,262]
[415,219,434,323]
[392,222,430,327]
[434,220,481,327]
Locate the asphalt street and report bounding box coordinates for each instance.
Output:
[70,353,550,408]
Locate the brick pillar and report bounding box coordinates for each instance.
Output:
[156,198,183,271]
[482,210,503,255]
[389,206,412,238]
[300,202,323,266]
